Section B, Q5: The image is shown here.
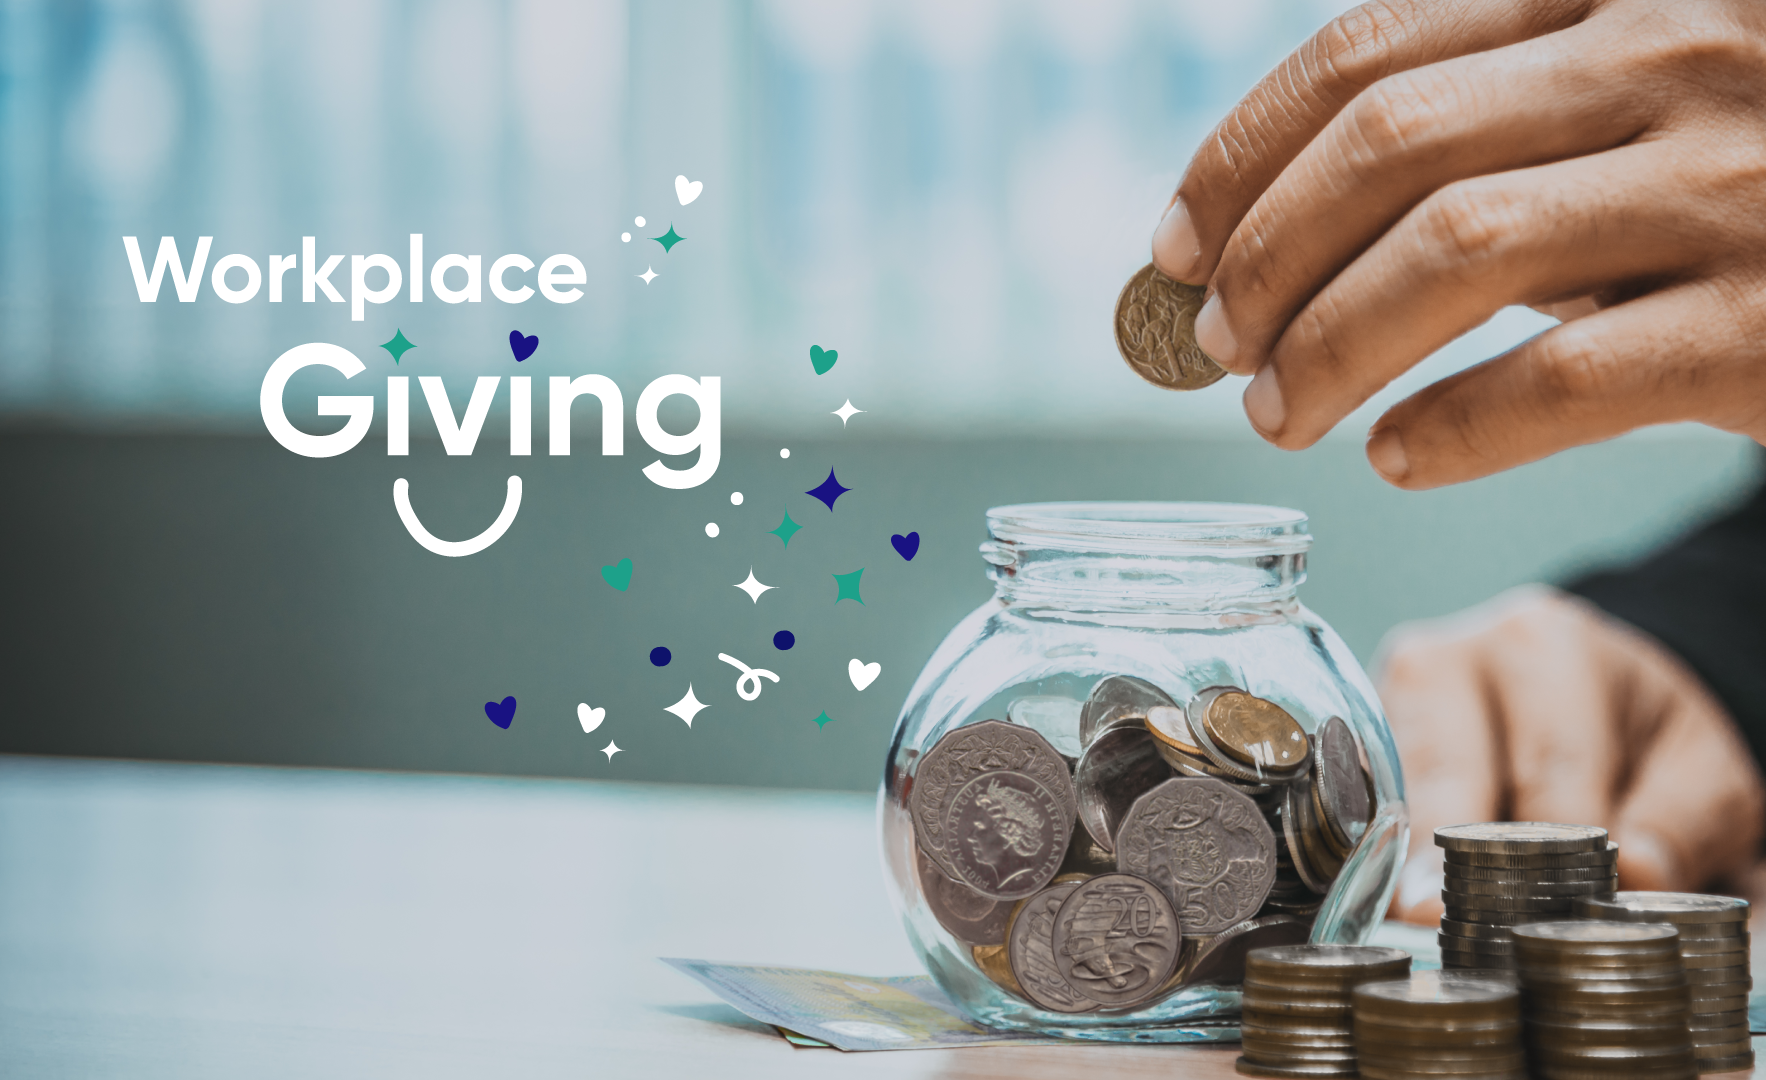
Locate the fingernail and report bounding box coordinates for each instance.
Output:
[1152,197,1202,282]
[1243,365,1285,436]
[1194,295,1238,368]
[1367,426,1410,482]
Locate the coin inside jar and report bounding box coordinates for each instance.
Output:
[1073,723,1174,853]
[1079,675,1177,747]
[1197,689,1311,776]
[1311,717,1370,848]
[1050,873,1183,1009]
[1113,262,1227,391]
[1006,880,1099,1014]
[1146,704,1205,756]
[1115,777,1277,935]
[916,846,1013,946]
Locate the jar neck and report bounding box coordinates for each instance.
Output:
[980,502,1311,619]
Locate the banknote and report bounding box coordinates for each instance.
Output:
[663,958,1073,1050]
[663,958,1241,1050]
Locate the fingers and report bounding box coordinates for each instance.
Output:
[1366,279,1766,489]
[1154,0,1596,285]
[1605,621,1766,892]
[1243,144,1704,447]
[1375,601,1513,923]
[1198,29,1651,378]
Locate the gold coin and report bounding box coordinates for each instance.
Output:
[972,942,1025,997]
[1113,262,1227,391]
[1203,691,1310,772]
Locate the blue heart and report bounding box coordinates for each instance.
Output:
[891,531,920,561]
[509,331,539,362]
[485,696,517,729]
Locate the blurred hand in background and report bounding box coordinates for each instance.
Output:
[1154,0,1766,489]
[1376,586,1765,925]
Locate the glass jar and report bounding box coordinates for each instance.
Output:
[878,502,1407,1041]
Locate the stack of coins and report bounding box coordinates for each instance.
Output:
[1574,893,1753,1074]
[1512,920,1696,1080]
[1237,944,1411,1078]
[1435,823,1618,970]
[1351,971,1526,1080]
[910,673,1381,1015]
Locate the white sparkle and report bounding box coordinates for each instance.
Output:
[779,448,790,459]
[638,267,658,284]
[705,522,719,537]
[833,399,865,425]
[734,569,776,603]
[665,685,708,726]
[621,232,631,242]
[601,740,622,760]
[635,216,646,227]
[730,491,744,505]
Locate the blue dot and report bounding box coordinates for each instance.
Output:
[773,630,795,651]
[650,646,672,667]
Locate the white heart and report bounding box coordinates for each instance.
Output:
[848,659,881,692]
[675,174,703,205]
[577,703,605,733]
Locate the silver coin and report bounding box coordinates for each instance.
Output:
[1312,717,1370,849]
[1571,892,1750,926]
[911,720,1076,899]
[1434,823,1608,855]
[915,846,1013,946]
[1005,695,1085,761]
[1116,777,1277,935]
[1074,724,1174,853]
[1079,675,1177,747]
[1005,880,1098,1013]
[1182,915,1312,987]
[1050,872,1184,1008]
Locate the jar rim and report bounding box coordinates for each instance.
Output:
[986,501,1311,555]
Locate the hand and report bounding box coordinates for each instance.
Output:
[1376,586,1764,925]
[1153,0,1766,489]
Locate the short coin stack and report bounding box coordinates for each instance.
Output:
[1436,823,1618,970]
[1513,920,1696,1080]
[1351,971,1526,1080]
[1237,944,1411,1078]
[1574,892,1753,1074]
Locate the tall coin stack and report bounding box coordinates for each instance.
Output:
[1435,823,1618,970]
[1351,971,1527,1080]
[1237,944,1411,1078]
[1574,893,1753,1074]
[1513,921,1696,1080]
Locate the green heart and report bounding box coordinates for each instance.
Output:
[600,557,633,592]
[809,345,838,375]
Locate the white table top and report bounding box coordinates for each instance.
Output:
[0,756,1753,1078]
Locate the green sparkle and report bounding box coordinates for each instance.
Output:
[380,329,416,363]
[833,568,864,605]
[812,710,834,729]
[651,225,684,253]
[769,509,803,547]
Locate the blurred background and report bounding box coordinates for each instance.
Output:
[3,0,1758,791]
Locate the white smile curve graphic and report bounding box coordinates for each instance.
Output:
[393,476,523,557]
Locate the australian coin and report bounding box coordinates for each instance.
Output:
[1116,777,1278,934]
[1281,781,1333,895]
[911,720,1076,899]
[1446,864,1621,884]
[916,846,1013,946]
[1189,687,1311,780]
[1005,880,1098,1014]
[1079,675,1177,747]
[1056,827,1119,879]
[972,942,1024,996]
[1147,704,1205,756]
[1074,724,1174,853]
[1572,892,1749,926]
[1444,842,1618,870]
[1434,822,1608,856]
[1312,717,1370,848]
[1182,915,1312,987]
[1050,873,1183,1008]
[1005,695,1084,762]
[1113,262,1226,391]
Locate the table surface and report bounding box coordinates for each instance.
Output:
[0,756,1756,1079]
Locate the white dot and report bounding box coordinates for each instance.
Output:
[730,492,744,505]
[705,522,719,537]
[635,216,646,227]
[779,448,790,459]
[621,232,631,242]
